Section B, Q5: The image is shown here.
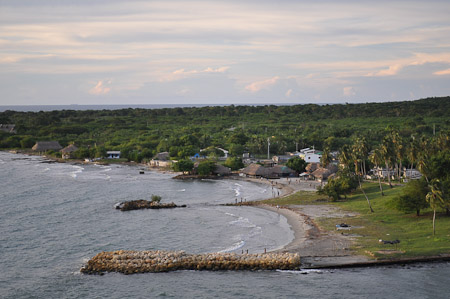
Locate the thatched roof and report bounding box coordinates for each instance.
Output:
[242,164,270,177]
[305,162,321,173]
[0,124,16,133]
[32,141,62,151]
[61,144,78,153]
[312,168,332,180]
[271,165,295,175]
[214,164,231,175]
[155,152,170,161]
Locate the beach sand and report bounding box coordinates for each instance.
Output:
[240,176,371,268]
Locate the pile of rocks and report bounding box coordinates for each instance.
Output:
[81,250,301,274]
[115,200,186,211]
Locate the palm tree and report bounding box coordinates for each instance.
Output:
[407,137,419,180]
[380,135,394,188]
[320,147,332,168]
[426,179,446,235]
[352,140,374,213]
[369,147,384,196]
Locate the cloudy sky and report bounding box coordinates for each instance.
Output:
[1,0,450,105]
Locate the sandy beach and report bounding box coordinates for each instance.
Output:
[239,176,372,268]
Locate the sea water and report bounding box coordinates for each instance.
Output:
[0,151,449,298]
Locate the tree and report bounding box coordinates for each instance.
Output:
[173,159,194,174]
[392,178,429,216]
[197,161,216,176]
[426,179,446,235]
[224,157,244,171]
[352,138,374,213]
[369,147,385,196]
[286,156,307,173]
[320,147,332,167]
[318,170,358,201]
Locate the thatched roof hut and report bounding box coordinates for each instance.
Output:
[61,144,78,159]
[270,165,295,177]
[32,141,62,152]
[61,144,78,153]
[242,164,269,177]
[305,162,321,173]
[214,164,231,176]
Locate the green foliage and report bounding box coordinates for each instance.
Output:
[197,160,216,176]
[224,157,244,171]
[391,178,429,216]
[173,159,194,173]
[151,194,162,203]
[286,156,307,173]
[318,170,358,201]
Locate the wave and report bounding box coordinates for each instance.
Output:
[218,240,245,253]
[229,216,257,228]
[178,189,186,192]
[70,165,84,178]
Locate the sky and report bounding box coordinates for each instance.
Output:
[1,0,450,105]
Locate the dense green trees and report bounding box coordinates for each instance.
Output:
[286,157,307,173]
[392,178,429,216]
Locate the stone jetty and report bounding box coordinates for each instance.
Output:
[115,200,186,211]
[80,250,301,274]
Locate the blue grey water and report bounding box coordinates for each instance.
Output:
[0,151,449,298]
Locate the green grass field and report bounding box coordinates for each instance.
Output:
[261,182,450,259]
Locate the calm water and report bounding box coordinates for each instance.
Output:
[1,151,449,298]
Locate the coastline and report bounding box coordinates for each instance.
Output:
[5,151,448,269]
[246,178,450,269]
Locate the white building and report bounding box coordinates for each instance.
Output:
[296,148,322,163]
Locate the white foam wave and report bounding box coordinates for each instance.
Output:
[70,165,84,178]
[178,189,186,192]
[230,216,256,228]
[218,240,245,253]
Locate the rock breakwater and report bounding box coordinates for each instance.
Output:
[80,250,301,274]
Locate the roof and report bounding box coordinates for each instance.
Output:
[0,124,16,133]
[32,141,62,151]
[61,144,78,153]
[312,168,332,179]
[214,164,231,175]
[271,165,295,175]
[242,164,269,176]
[155,152,170,161]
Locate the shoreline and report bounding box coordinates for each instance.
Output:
[4,151,448,269]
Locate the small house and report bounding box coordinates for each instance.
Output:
[32,141,62,153]
[0,124,16,134]
[61,144,78,159]
[106,151,121,159]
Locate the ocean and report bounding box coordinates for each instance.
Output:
[0,151,449,298]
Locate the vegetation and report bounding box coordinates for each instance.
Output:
[286,156,307,173]
[1,97,449,164]
[263,183,450,259]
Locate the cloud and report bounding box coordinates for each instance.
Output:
[343,86,356,96]
[162,66,230,81]
[366,64,402,77]
[245,76,279,92]
[434,68,450,75]
[285,89,293,98]
[89,80,111,95]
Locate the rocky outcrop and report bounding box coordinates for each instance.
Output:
[115,200,186,211]
[80,250,301,274]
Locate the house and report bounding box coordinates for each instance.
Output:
[106,151,121,159]
[0,124,16,134]
[311,164,338,182]
[270,165,295,178]
[296,148,322,163]
[242,164,270,178]
[60,144,78,159]
[214,164,232,176]
[241,163,294,179]
[272,155,291,164]
[32,141,62,153]
[149,159,173,168]
[155,152,170,161]
[216,147,229,160]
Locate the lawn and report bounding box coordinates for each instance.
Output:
[261,182,450,259]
